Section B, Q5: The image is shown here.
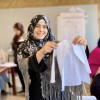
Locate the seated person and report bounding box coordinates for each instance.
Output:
[1,73,12,88]
[0,75,7,96]
[0,49,12,95]
[0,73,12,96]
[89,38,100,100]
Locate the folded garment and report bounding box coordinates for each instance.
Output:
[51,40,91,91]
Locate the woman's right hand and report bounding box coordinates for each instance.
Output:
[40,41,57,55]
[36,41,57,63]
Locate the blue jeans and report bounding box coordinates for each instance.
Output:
[0,73,9,90]
[1,73,9,82]
[0,76,4,90]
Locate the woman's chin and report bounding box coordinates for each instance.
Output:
[36,36,45,40]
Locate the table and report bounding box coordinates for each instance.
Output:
[0,62,17,95]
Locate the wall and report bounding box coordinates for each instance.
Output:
[0,5,98,51]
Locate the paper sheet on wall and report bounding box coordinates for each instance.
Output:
[57,12,86,41]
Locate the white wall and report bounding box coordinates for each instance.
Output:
[0,4,99,51]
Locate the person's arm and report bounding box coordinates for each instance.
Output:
[28,53,47,73]
[17,41,56,75]
[0,68,7,74]
[36,49,45,64]
[28,41,57,73]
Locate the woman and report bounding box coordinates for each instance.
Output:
[17,15,87,100]
[88,38,100,78]
[12,22,25,92]
[89,38,100,100]
[0,49,12,95]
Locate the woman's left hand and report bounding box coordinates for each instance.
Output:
[72,35,87,46]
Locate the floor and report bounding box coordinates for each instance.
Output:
[0,94,25,100]
[0,74,25,100]
[0,74,91,100]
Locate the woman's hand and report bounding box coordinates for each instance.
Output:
[36,42,57,63]
[72,35,87,46]
[41,41,57,55]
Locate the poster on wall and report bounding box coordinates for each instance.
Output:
[57,10,86,42]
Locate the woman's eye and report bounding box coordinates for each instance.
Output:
[43,25,47,28]
[35,25,39,27]
[35,24,47,29]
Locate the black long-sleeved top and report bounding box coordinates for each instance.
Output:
[28,53,47,100]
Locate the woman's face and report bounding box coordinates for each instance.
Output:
[33,19,48,40]
[13,28,21,36]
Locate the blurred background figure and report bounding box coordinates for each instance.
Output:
[0,49,12,96]
[0,73,13,96]
[1,73,12,88]
[88,38,100,78]
[88,38,100,100]
[0,75,7,96]
[12,22,25,93]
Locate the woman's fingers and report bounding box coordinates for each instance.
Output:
[79,39,87,45]
[72,35,82,44]
[72,35,87,46]
[46,46,53,53]
[46,42,57,49]
[42,41,57,55]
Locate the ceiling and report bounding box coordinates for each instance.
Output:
[0,0,98,8]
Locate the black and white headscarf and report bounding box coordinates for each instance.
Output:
[28,15,55,47]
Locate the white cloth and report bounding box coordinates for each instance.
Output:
[50,40,91,91]
[0,62,17,68]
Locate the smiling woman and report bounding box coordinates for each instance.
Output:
[17,15,55,100]
[33,19,48,40]
[17,15,87,100]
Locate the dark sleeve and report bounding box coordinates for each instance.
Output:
[90,74,100,99]
[28,53,48,73]
[85,45,90,59]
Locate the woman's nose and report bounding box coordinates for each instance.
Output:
[39,26,44,31]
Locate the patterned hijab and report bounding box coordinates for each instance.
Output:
[27,15,55,48]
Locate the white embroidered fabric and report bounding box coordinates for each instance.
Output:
[50,40,91,91]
